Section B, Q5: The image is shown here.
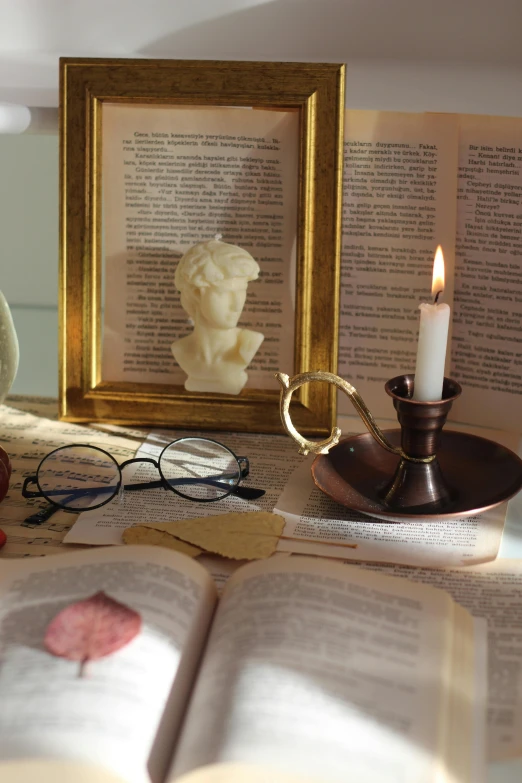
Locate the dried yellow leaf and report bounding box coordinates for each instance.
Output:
[139,511,285,560]
[122,525,202,557]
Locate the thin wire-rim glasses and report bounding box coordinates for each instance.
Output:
[22,436,265,514]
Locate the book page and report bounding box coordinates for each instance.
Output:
[170,557,466,783]
[442,602,478,783]
[64,429,302,546]
[176,761,322,783]
[0,759,127,783]
[450,115,522,432]
[101,104,298,390]
[339,111,458,418]
[470,618,488,783]
[357,558,522,761]
[0,546,216,783]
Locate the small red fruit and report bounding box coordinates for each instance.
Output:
[0,529,6,549]
[0,445,11,479]
[0,456,10,503]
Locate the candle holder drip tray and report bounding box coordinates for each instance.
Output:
[312,429,522,521]
[276,371,522,522]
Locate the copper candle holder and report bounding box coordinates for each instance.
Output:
[276,371,522,521]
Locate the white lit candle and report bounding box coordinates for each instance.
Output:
[412,246,450,401]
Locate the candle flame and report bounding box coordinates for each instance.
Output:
[431,245,445,299]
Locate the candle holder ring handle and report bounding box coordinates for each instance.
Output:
[275,370,434,463]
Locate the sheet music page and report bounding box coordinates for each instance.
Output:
[170,557,467,783]
[0,399,143,558]
[273,418,518,568]
[64,430,302,546]
[357,559,522,761]
[102,104,298,390]
[339,111,458,419]
[450,115,522,433]
[0,546,216,783]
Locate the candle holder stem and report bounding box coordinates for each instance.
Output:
[380,375,461,511]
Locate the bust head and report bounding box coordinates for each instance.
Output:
[175,238,260,330]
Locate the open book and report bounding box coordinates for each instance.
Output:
[340,111,522,433]
[0,546,485,783]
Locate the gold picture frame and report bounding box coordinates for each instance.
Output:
[59,58,345,435]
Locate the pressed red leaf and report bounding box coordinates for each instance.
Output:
[44,591,141,669]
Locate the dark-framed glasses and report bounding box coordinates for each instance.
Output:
[22,437,265,517]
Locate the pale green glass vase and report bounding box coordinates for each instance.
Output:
[0,291,19,404]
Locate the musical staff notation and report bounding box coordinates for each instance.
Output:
[0,397,143,557]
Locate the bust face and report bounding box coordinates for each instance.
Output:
[199,277,248,330]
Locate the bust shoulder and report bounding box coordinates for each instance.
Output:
[237,329,264,363]
[171,333,195,365]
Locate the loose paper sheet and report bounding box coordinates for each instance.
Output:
[64,431,302,546]
[101,104,298,390]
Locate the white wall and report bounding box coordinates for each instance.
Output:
[0,134,58,395]
[1,0,522,396]
[1,0,522,107]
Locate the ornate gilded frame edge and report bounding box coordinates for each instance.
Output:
[59,57,345,435]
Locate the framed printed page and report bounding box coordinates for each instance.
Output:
[59,58,345,435]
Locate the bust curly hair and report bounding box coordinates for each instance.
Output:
[175,239,260,318]
[171,237,264,394]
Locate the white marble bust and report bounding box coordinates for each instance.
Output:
[172,237,264,395]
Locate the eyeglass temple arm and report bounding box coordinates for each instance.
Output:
[23,473,265,501]
[124,476,265,498]
[233,485,265,499]
[22,476,41,497]
[237,457,249,478]
[24,503,62,525]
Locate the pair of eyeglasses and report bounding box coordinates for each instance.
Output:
[22,436,265,524]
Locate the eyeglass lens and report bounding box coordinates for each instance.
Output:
[159,438,240,501]
[36,445,120,511]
